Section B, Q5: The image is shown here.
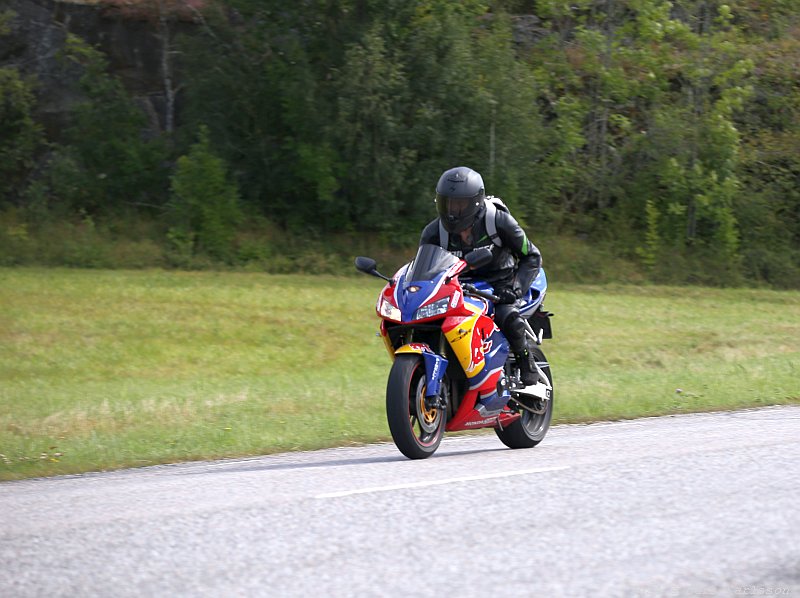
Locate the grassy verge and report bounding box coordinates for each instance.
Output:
[1,268,798,480]
[0,210,649,284]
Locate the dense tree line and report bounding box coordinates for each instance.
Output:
[1,0,799,286]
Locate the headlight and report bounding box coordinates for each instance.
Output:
[414,298,449,321]
[379,298,402,322]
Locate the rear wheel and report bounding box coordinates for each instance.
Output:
[495,347,553,449]
[386,354,446,459]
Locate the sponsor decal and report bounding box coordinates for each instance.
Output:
[450,290,461,308]
[452,327,469,341]
[464,417,497,427]
[471,345,484,366]
[431,357,441,381]
[401,343,431,353]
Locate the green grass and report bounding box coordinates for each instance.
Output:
[1,268,798,480]
[548,284,800,420]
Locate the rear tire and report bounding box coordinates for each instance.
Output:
[386,354,445,459]
[495,347,553,449]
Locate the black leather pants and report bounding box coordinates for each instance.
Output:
[494,303,528,355]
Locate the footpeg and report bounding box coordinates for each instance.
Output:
[517,380,552,401]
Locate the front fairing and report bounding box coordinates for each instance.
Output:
[382,245,468,323]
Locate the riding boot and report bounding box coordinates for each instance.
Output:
[497,306,539,386]
[515,347,538,386]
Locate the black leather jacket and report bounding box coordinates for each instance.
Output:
[419,204,541,294]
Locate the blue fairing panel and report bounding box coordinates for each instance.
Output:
[467,268,547,318]
[519,268,547,317]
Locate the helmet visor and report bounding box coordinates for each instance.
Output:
[436,195,480,219]
[436,194,481,233]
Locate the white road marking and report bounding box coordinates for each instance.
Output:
[316,466,570,498]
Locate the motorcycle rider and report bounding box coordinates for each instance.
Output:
[419,166,542,386]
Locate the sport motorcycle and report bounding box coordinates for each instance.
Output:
[355,243,554,459]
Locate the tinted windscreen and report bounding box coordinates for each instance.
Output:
[407,244,459,281]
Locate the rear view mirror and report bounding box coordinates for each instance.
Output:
[355,256,393,283]
[355,256,377,274]
[464,246,493,269]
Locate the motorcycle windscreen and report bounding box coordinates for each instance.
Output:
[407,244,459,281]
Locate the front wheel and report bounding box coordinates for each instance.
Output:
[386,354,446,459]
[495,347,553,449]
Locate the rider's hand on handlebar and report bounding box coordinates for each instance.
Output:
[495,287,521,304]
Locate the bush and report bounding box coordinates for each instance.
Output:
[169,126,241,261]
[0,210,167,269]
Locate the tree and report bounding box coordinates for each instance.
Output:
[0,10,43,204]
[169,125,241,260]
[178,1,341,229]
[0,67,42,203]
[627,1,752,277]
[32,35,169,215]
[525,0,754,280]
[733,29,800,286]
[333,26,412,230]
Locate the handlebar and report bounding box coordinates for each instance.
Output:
[462,283,499,303]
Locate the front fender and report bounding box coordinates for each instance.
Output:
[395,343,448,398]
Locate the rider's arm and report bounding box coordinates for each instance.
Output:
[496,211,541,294]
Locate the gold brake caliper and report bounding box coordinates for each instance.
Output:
[418,384,438,424]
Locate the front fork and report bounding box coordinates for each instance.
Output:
[394,344,449,406]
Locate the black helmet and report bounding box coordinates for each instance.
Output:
[435,166,485,234]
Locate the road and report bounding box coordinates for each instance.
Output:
[1,406,798,597]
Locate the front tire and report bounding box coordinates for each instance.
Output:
[495,347,553,449]
[386,354,445,459]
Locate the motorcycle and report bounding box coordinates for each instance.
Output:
[355,243,554,459]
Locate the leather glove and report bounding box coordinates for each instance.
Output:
[495,287,520,304]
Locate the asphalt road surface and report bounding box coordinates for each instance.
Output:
[1,406,798,597]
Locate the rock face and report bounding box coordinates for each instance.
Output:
[1,0,195,139]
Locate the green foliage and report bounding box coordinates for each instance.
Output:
[2,0,799,286]
[178,2,550,233]
[169,126,241,261]
[0,209,166,268]
[637,199,661,270]
[0,67,42,202]
[732,33,800,286]
[334,26,412,230]
[177,1,339,230]
[30,35,169,216]
[0,9,13,35]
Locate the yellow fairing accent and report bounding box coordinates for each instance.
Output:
[381,332,395,360]
[396,344,426,355]
[444,312,485,377]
